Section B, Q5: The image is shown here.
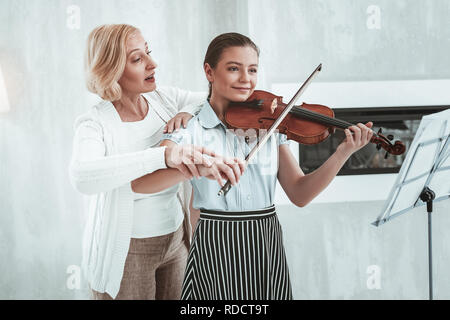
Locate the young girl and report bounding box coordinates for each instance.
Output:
[132,32,373,299]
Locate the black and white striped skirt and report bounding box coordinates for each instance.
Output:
[180,205,292,300]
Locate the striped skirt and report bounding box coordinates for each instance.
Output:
[180,205,292,300]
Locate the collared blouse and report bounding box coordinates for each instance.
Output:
[162,101,289,211]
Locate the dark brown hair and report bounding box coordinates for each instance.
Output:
[204,32,260,99]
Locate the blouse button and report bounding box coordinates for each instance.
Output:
[247,195,251,200]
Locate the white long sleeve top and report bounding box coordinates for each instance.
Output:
[69,87,205,298]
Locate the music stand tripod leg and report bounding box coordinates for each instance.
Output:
[420,186,436,300]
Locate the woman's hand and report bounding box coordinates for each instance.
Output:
[336,122,374,158]
[164,112,193,133]
[198,156,246,187]
[164,144,246,187]
[165,144,214,179]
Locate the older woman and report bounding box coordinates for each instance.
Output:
[69,24,242,300]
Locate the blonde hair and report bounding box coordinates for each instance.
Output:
[85,24,139,101]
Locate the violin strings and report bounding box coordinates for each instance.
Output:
[290,106,353,129]
[249,98,356,129]
[245,99,384,143]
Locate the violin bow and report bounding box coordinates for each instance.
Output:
[218,63,323,196]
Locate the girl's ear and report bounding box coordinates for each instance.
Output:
[204,63,214,83]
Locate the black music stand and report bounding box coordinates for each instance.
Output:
[372,109,450,300]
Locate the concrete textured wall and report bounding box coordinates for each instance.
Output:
[0,0,449,299]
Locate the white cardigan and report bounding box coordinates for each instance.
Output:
[69,87,204,298]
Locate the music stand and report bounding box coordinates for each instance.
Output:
[372,108,450,300]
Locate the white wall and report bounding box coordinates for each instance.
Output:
[1,0,449,299]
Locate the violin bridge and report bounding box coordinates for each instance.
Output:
[271,98,278,114]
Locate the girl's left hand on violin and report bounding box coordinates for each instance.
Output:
[336,122,374,157]
[164,112,193,133]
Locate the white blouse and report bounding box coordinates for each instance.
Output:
[120,97,183,238]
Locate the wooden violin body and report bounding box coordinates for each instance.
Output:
[225,90,406,156]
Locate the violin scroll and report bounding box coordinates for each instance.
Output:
[371,128,406,158]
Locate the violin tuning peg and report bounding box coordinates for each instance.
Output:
[377,128,383,135]
[387,134,394,141]
[376,143,382,151]
[384,152,389,159]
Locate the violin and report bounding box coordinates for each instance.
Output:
[225,90,406,158]
[218,63,406,197]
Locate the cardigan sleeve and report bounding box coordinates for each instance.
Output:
[68,116,167,195]
[159,86,206,116]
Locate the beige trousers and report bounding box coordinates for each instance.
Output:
[91,224,189,300]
